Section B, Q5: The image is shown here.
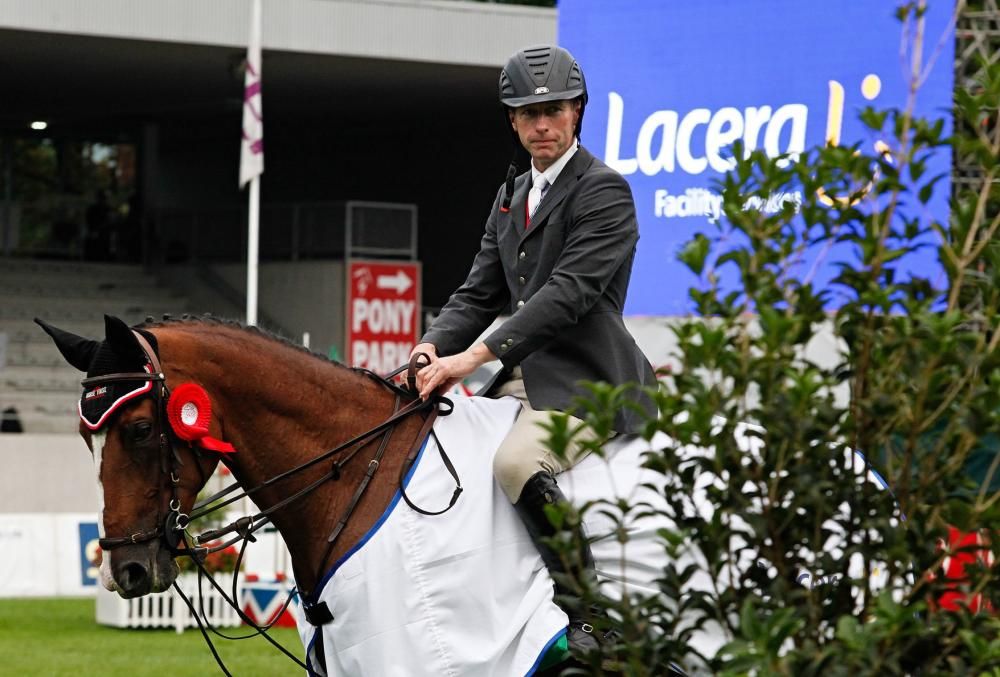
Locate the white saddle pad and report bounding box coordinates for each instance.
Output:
[292,395,673,677]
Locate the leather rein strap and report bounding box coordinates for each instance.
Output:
[84,341,460,628]
[83,340,460,674]
[382,352,463,515]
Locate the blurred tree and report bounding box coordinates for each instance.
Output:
[3,135,136,257]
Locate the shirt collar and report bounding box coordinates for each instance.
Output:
[531,139,578,188]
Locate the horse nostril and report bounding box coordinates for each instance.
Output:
[119,561,152,597]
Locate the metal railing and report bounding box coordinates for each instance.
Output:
[153,200,417,264]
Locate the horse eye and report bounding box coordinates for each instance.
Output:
[129,421,155,444]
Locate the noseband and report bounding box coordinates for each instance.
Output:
[84,330,192,552]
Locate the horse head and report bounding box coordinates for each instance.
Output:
[37,315,219,598]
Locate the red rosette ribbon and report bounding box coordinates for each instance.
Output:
[166,383,236,453]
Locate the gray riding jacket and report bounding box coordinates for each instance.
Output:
[421,146,658,433]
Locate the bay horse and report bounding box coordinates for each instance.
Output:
[38,314,671,675]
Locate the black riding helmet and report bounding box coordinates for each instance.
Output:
[498,45,588,212]
[499,45,588,113]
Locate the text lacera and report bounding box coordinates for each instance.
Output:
[605,92,807,177]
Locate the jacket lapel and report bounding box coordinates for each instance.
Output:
[519,146,593,244]
[509,174,531,233]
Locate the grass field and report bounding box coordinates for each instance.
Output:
[0,597,304,676]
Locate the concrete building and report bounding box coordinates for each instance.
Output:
[0,0,557,314]
[0,1,562,598]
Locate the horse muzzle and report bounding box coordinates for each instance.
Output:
[109,541,179,598]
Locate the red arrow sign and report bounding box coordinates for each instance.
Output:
[346,260,421,374]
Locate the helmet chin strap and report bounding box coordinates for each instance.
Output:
[575,95,585,139]
[500,106,520,213]
[500,157,519,213]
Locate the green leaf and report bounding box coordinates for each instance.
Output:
[678,233,712,276]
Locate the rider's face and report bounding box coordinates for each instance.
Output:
[509,99,580,171]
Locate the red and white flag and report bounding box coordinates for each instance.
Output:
[239,0,263,188]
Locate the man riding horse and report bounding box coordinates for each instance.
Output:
[413,44,658,654]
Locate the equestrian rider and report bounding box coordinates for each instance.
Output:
[412,44,658,654]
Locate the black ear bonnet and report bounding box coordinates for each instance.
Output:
[36,316,160,430]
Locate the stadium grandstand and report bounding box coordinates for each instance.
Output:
[0,0,555,434]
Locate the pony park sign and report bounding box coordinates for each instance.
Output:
[346,259,421,373]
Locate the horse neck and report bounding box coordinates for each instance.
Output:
[156,324,422,593]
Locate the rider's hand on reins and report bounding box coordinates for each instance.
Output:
[417,359,461,400]
[415,343,497,400]
[410,343,439,399]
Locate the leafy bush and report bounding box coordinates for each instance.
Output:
[547,4,1000,675]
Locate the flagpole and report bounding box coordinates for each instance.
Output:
[240,0,263,326]
[247,176,259,326]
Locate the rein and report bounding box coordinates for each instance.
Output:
[186,379,457,549]
[87,340,461,673]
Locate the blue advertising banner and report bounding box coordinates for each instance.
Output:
[559,1,954,315]
[78,521,100,587]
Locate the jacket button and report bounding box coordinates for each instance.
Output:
[517,300,525,308]
[518,276,525,285]
[500,344,509,352]
[518,251,526,260]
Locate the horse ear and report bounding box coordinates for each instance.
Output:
[34,318,100,372]
[104,315,146,364]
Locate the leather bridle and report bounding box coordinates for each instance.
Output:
[81,335,460,676]
[84,335,457,570]
[84,330,192,553]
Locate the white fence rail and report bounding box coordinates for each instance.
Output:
[96,573,244,634]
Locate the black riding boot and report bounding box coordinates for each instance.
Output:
[514,471,600,655]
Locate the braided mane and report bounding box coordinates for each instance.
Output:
[136,314,352,372]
